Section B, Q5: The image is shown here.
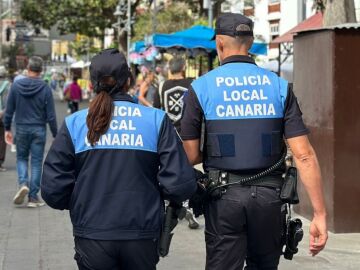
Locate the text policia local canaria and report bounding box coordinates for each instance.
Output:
[85,106,144,147]
[215,75,276,117]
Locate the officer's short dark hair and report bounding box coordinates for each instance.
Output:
[169,57,185,75]
[28,56,43,73]
[235,35,254,46]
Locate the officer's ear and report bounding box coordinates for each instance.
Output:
[216,36,224,51]
[216,35,225,61]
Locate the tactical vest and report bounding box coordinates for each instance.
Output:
[65,101,165,154]
[192,62,288,171]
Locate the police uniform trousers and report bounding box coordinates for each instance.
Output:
[74,237,159,270]
[204,184,286,270]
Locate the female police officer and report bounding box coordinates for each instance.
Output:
[41,48,196,270]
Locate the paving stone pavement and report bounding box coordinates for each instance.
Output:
[0,98,359,270]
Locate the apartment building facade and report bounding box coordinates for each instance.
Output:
[240,0,315,59]
[223,0,360,59]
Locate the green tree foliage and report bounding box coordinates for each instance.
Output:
[20,0,124,38]
[70,36,101,58]
[133,2,200,41]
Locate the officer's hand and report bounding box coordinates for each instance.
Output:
[309,214,328,256]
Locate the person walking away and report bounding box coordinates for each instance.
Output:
[64,76,82,113]
[138,70,157,107]
[0,111,6,172]
[181,13,328,269]
[153,57,199,229]
[4,56,58,208]
[50,69,58,92]
[41,48,196,270]
[0,79,10,171]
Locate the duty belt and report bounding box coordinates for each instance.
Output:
[206,150,287,199]
[225,172,284,188]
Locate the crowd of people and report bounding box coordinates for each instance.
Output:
[0,52,200,225]
[0,12,328,270]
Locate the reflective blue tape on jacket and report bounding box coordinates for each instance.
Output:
[192,63,288,120]
[65,101,166,154]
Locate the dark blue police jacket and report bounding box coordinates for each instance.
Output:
[41,94,196,241]
[184,56,308,172]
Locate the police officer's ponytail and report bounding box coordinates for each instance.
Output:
[86,90,114,146]
[87,48,132,146]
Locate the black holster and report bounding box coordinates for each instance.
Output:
[158,203,186,257]
[280,167,299,204]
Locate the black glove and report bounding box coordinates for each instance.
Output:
[189,169,208,217]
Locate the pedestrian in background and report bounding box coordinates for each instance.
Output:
[0,112,6,172]
[0,79,10,172]
[154,56,199,229]
[154,57,192,132]
[138,70,157,107]
[181,13,327,269]
[4,56,58,208]
[64,76,82,113]
[41,49,196,270]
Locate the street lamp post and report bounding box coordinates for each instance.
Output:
[114,0,131,62]
[208,0,213,28]
[127,0,131,62]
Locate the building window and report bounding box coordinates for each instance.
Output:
[270,23,279,35]
[268,1,280,13]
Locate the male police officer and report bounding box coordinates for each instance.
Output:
[181,13,328,269]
